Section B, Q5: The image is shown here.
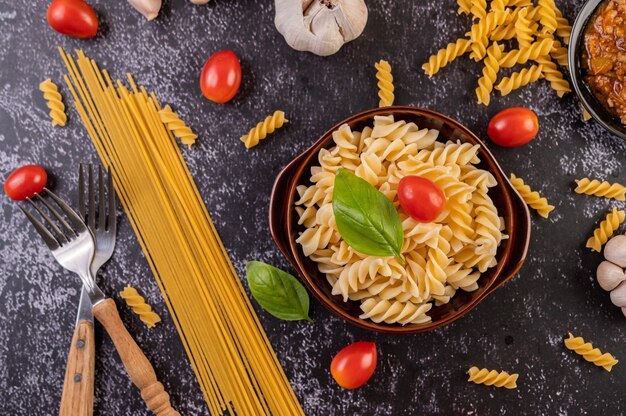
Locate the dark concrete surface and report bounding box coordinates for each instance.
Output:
[1,0,625,415]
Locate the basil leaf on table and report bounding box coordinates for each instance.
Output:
[245,261,312,322]
[332,169,404,262]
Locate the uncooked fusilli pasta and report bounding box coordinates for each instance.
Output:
[586,207,626,252]
[119,286,162,328]
[575,178,626,201]
[536,57,571,97]
[39,79,67,127]
[514,7,534,48]
[509,173,554,218]
[476,42,503,106]
[537,0,558,34]
[467,366,518,389]
[496,64,544,96]
[158,105,197,148]
[422,39,471,77]
[240,110,288,149]
[564,333,618,371]
[498,38,554,68]
[375,59,394,107]
[295,115,507,325]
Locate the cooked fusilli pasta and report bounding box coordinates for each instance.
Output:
[564,333,618,371]
[39,79,67,127]
[240,110,288,149]
[586,207,626,252]
[119,286,162,328]
[509,173,554,218]
[375,59,394,107]
[574,178,626,201]
[422,39,471,77]
[476,42,503,106]
[467,367,518,389]
[295,116,507,326]
[495,64,543,96]
[158,105,197,148]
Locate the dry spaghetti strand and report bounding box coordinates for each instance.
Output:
[58,48,304,416]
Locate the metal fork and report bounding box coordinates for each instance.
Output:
[20,189,180,416]
[58,165,118,416]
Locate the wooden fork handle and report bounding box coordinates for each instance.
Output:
[59,320,95,416]
[93,299,180,416]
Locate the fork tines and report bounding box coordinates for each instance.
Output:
[19,189,87,251]
[79,163,116,234]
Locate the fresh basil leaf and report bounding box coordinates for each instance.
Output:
[245,261,312,322]
[332,169,404,262]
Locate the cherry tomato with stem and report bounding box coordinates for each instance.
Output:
[200,50,242,104]
[487,107,539,147]
[398,176,446,223]
[47,0,99,38]
[4,165,48,201]
[330,341,377,389]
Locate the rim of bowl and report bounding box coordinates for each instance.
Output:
[569,0,626,140]
[281,106,526,334]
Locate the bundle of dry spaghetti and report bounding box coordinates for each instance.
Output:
[58,48,303,415]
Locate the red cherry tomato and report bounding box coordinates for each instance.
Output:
[330,341,377,389]
[47,0,98,39]
[487,107,539,147]
[398,176,446,222]
[4,165,48,201]
[200,50,242,104]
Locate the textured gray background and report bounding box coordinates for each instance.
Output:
[1,0,625,415]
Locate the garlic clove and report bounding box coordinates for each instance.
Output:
[274,0,368,56]
[127,0,162,21]
[610,281,626,307]
[596,260,626,291]
[603,234,626,267]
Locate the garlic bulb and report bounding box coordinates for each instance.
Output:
[274,0,368,56]
[128,0,161,21]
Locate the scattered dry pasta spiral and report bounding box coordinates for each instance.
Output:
[470,0,488,19]
[548,38,569,67]
[564,333,618,372]
[536,57,571,97]
[119,286,161,328]
[240,110,288,149]
[457,0,471,15]
[495,64,543,96]
[537,0,558,34]
[586,207,626,252]
[375,59,394,107]
[498,38,554,68]
[39,79,67,127]
[490,0,509,11]
[422,39,471,77]
[476,42,503,106]
[468,10,511,61]
[467,367,518,389]
[575,178,626,201]
[158,105,197,148]
[514,7,534,48]
[509,173,554,218]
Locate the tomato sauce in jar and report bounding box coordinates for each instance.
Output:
[584,0,626,123]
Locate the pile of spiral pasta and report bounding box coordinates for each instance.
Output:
[294,115,507,325]
[422,0,572,105]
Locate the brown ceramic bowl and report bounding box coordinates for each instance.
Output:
[269,106,531,334]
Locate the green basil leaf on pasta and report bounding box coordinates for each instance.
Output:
[332,169,404,262]
[245,261,312,322]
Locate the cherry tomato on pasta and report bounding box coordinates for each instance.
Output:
[487,107,539,147]
[4,165,48,201]
[47,0,99,38]
[398,176,445,223]
[200,50,242,104]
[330,341,377,389]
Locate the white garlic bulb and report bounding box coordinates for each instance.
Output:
[274,0,368,56]
[127,0,162,20]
